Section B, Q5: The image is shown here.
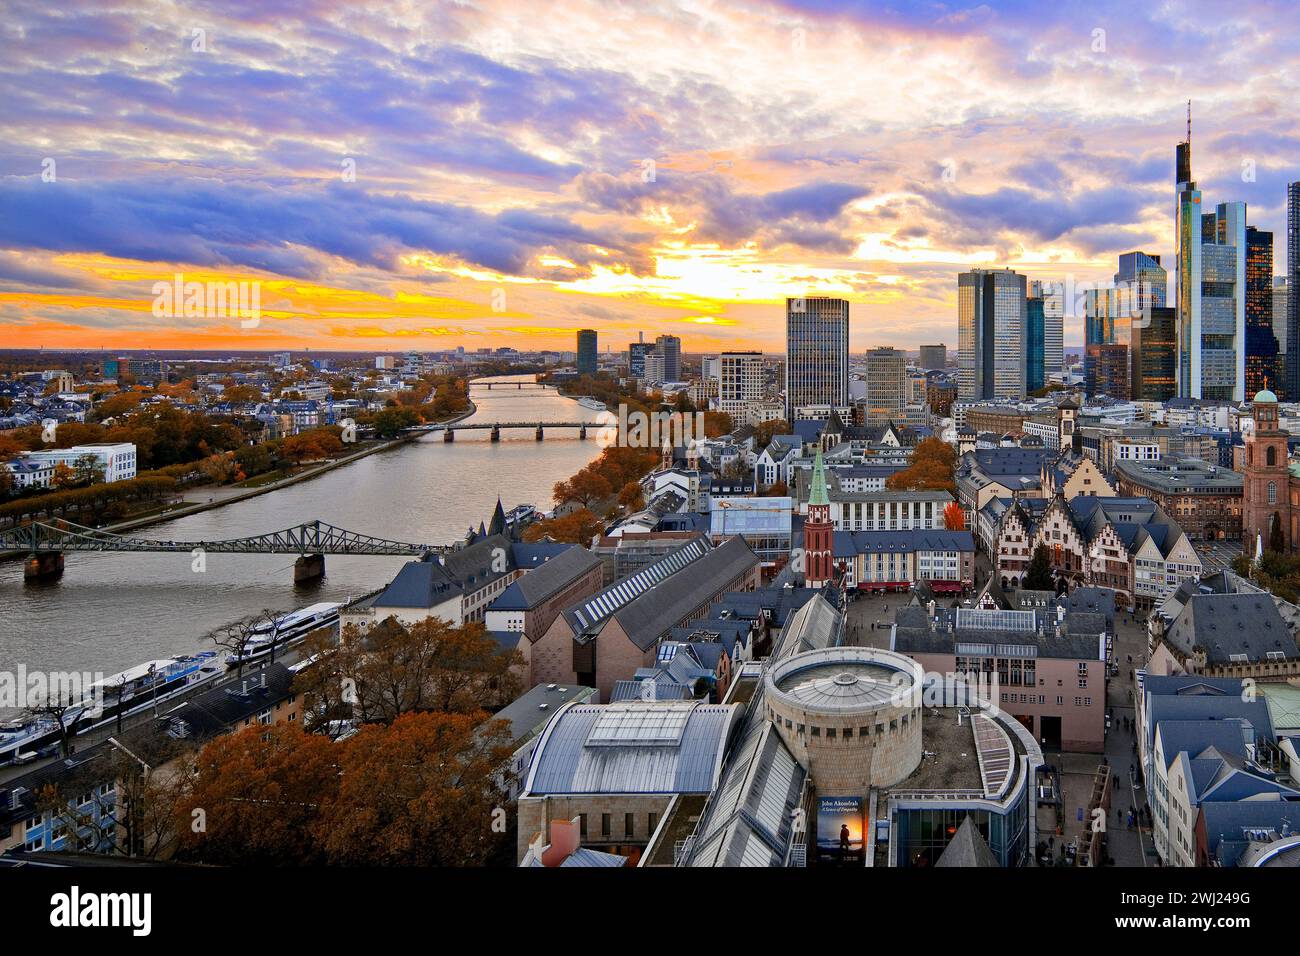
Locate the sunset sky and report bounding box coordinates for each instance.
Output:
[1,0,1297,355]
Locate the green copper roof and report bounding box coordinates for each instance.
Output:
[808,449,830,506]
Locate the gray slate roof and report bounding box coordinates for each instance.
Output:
[489,545,602,613]
[1166,592,1297,665]
[607,536,760,652]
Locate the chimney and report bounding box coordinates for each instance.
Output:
[241,680,248,694]
[540,816,583,867]
[260,671,267,689]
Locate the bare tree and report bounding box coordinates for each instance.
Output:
[23,692,83,759]
[35,735,196,860]
[207,612,272,679]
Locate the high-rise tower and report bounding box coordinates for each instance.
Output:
[958,269,1028,401]
[785,296,849,421]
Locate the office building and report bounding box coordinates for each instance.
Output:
[1131,306,1177,402]
[1244,227,1278,397]
[1083,286,1130,398]
[1175,118,1249,401]
[1031,280,1066,380]
[918,344,947,370]
[643,350,666,382]
[576,329,598,376]
[629,340,653,379]
[785,296,849,420]
[23,443,138,483]
[1273,277,1290,392]
[958,269,1027,401]
[863,347,906,424]
[717,351,764,417]
[1288,182,1300,399]
[1026,294,1045,393]
[1115,251,1168,313]
[653,334,681,381]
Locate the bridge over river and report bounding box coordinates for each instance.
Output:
[0,519,446,583]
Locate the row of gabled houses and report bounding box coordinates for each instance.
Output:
[984,493,1202,610]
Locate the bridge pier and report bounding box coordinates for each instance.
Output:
[579,424,587,440]
[294,553,325,584]
[443,428,455,442]
[24,551,64,582]
[490,425,500,442]
[535,424,544,441]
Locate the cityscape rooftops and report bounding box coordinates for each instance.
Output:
[488,545,602,612]
[1114,456,1244,493]
[521,699,741,796]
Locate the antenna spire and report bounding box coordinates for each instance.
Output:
[1186,100,1191,143]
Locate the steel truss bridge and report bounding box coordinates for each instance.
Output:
[1,519,444,559]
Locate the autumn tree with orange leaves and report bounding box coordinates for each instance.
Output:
[296,618,523,726]
[943,502,966,530]
[177,722,339,866]
[522,507,605,545]
[885,436,957,495]
[318,712,515,866]
[175,715,515,866]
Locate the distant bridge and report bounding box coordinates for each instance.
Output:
[415,420,596,441]
[2,519,447,583]
[472,381,554,390]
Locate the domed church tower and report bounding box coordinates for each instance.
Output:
[1242,387,1291,556]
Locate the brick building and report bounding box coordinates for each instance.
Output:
[1113,455,1243,541]
[1241,388,1300,554]
[529,536,761,700]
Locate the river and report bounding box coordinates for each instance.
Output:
[0,375,607,683]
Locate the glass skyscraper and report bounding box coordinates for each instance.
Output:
[958,269,1027,401]
[576,328,597,376]
[1288,182,1300,399]
[653,334,681,381]
[1244,226,1278,397]
[785,296,849,420]
[1132,306,1177,401]
[1175,123,1249,401]
[1084,287,1129,398]
[1026,294,1045,393]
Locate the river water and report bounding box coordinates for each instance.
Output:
[0,376,606,682]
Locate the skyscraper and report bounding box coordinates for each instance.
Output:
[1131,306,1177,401]
[653,334,681,381]
[1084,287,1130,398]
[1115,251,1168,312]
[958,269,1027,401]
[1288,181,1300,399]
[576,329,597,376]
[1096,251,1169,400]
[1037,280,1065,380]
[863,347,906,424]
[718,351,764,417]
[629,340,653,378]
[1244,226,1278,397]
[1174,112,1249,401]
[918,344,947,370]
[1026,294,1045,393]
[785,296,849,420]
[1275,277,1291,394]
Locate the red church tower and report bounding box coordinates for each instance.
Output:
[804,449,835,587]
[1242,386,1291,557]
